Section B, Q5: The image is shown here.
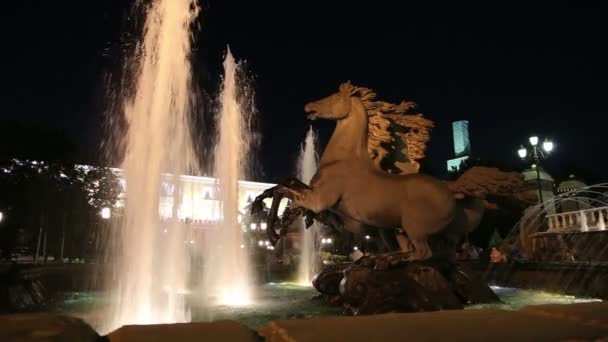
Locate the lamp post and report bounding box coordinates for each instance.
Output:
[517,136,554,205]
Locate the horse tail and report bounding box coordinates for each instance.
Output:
[446,166,530,202]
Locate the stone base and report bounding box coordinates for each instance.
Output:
[107,321,258,342]
[0,313,100,342]
[2,303,608,341]
[313,254,498,314]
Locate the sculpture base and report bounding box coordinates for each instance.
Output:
[313,253,499,315]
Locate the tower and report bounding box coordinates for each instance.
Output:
[447,120,471,172]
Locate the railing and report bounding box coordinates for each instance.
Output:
[546,206,608,232]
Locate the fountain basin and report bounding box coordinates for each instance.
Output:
[3,300,607,341]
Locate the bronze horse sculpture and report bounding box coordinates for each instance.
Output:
[253,82,526,262]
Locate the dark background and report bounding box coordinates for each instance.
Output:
[2,0,607,183]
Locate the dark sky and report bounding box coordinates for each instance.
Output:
[2,1,607,183]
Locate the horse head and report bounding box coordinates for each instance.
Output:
[304,82,356,121]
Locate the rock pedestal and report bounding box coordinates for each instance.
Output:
[313,253,498,315]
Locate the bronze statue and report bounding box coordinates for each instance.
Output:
[254,82,526,260]
[252,82,529,313]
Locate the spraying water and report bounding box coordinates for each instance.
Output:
[297,126,320,285]
[203,48,253,306]
[102,0,200,333]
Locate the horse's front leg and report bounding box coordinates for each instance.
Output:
[257,178,310,245]
[291,171,341,215]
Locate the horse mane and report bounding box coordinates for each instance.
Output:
[340,81,434,174]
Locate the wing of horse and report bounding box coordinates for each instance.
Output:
[447,166,536,207]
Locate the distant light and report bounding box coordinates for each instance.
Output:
[321,238,327,244]
[353,246,359,251]
[543,139,554,153]
[237,214,243,224]
[260,222,268,230]
[327,238,332,244]
[264,240,270,246]
[365,235,370,240]
[529,136,539,146]
[268,246,274,250]
[240,244,245,249]
[163,229,168,233]
[190,240,195,244]
[0,212,3,223]
[250,223,257,230]
[100,207,111,220]
[517,145,527,159]
[258,240,264,246]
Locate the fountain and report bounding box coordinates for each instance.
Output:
[296,127,320,285]
[101,0,200,333]
[202,48,253,306]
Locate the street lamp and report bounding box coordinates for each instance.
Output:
[517,136,554,205]
[321,238,333,245]
[529,136,539,146]
[543,139,554,153]
[517,146,527,159]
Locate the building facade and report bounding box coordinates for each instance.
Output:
[111,169,283,223]
[556,175,590,213]
[521,165,556,214]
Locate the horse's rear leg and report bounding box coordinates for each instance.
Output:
[409,237,433,260]
[401,218,433,261]
[344,218,365,254]
[395,231,413,254]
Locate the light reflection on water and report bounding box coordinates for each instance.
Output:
[466,286,602,311]
[54,283,601,330]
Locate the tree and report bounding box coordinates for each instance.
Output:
[0,159,121,261]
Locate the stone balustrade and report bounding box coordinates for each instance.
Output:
[546,206,608,232]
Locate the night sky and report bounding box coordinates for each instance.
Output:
[2,1,607,183]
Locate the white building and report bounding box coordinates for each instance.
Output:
[110,169,283,223]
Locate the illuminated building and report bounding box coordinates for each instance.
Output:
[109,169,283,224]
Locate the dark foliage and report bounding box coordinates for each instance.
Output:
[0,159,121,261]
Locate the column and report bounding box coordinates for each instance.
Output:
[579,210,588,232]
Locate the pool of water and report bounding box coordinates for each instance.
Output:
[52,283,601,330]
[468,286,601,310]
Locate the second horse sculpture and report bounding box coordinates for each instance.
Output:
[253,81,526,261]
